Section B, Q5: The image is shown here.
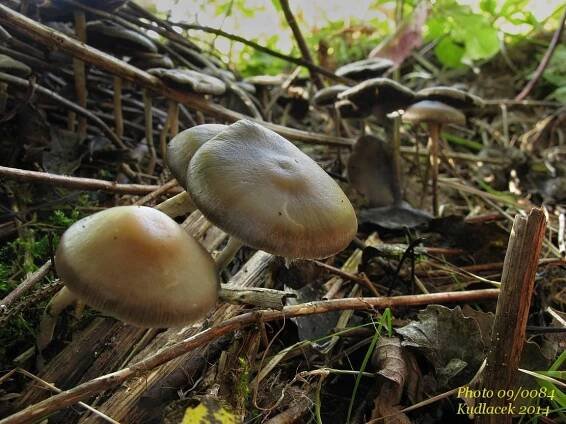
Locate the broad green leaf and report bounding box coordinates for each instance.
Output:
[464,25,499,60]
[435,37,465,68]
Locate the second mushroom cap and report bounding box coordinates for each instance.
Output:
[186,120,358,259]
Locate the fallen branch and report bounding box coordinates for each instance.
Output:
[1,288,499,424]
[0,5,352,147]
[0,166,183,195]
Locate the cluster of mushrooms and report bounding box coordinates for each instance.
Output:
[313,58,485,216]
[38,120,358,351]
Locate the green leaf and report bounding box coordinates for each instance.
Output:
[435,38,465,68]
[464,25,499,60]
[480,0,497,15]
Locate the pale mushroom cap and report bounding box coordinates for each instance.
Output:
[149,68,226,95]
[402,100,466,126]
[166,124,228,188]
[187,120,358,259]
[55,206,218,327]
[0,54,31,77]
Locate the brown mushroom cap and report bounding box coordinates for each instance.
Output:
[87,21,158,55]
[55,206,218,327]
[415,86,484,110]
[335,58,394,81]
[338,78,415,120]
[187,120,357,259]
[166,124,228,188]
[402,100,466,126]
[312,84,349,107]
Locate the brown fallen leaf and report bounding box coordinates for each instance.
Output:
[371,336,411,424]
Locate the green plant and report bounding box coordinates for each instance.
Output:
[345,308,393,424]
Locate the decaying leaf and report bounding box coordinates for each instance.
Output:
[42,128,85,175]
[396,305,485,389]
[369,2,428,66]
[180,398,237,424]
[371,336,411,424]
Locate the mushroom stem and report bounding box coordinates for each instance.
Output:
[215,237,244,270]
[37,286,77,351]
[389,114,403,205]
[154,191,195,218]
[428,123,441,216]
[113,76,123,139]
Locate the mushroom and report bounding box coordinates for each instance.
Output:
[312,84,349,108]
[186,119,358,267]
[402,100,466,216]
[335,58,394,81]
[157,124,228,217]
[37,206,219,351]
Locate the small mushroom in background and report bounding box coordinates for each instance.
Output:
[335,58,394,81]
[0,54,31,113]
[37,206,219,351]
[186,119,358,268]
[129,52,175,70]
[402,100,466,216]
[348,135,432,230]
[312,84,349,109]
[157,123,228,217]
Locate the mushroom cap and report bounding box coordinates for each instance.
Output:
[338,78,415,119]
[402,100,466,126]
[415,86,484,110]
[0,54,31,77]
[166,124,228,188]
[186,120,357,259]
[130,52,174,70]
[312,84,349,107]
[149,68,226,95]
[55,206,218,327]
[244,75,285,87]
[335,58,394,81]
[87,21,157,54]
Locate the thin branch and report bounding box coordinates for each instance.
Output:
[278,0,325,89]
[0,166,183,195]
[0,288,499,424]
[515,6,566,101]
[178,23,351,84]
[0,72,125,148]
[0,260,51,311]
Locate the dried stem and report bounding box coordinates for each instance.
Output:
[477,208,546,424]
[1,288,499,424]
[113,76,123,139]
[73,10,87,138]
[278,0,325,89]
[0,166,182,195]
[143,88,157,174]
